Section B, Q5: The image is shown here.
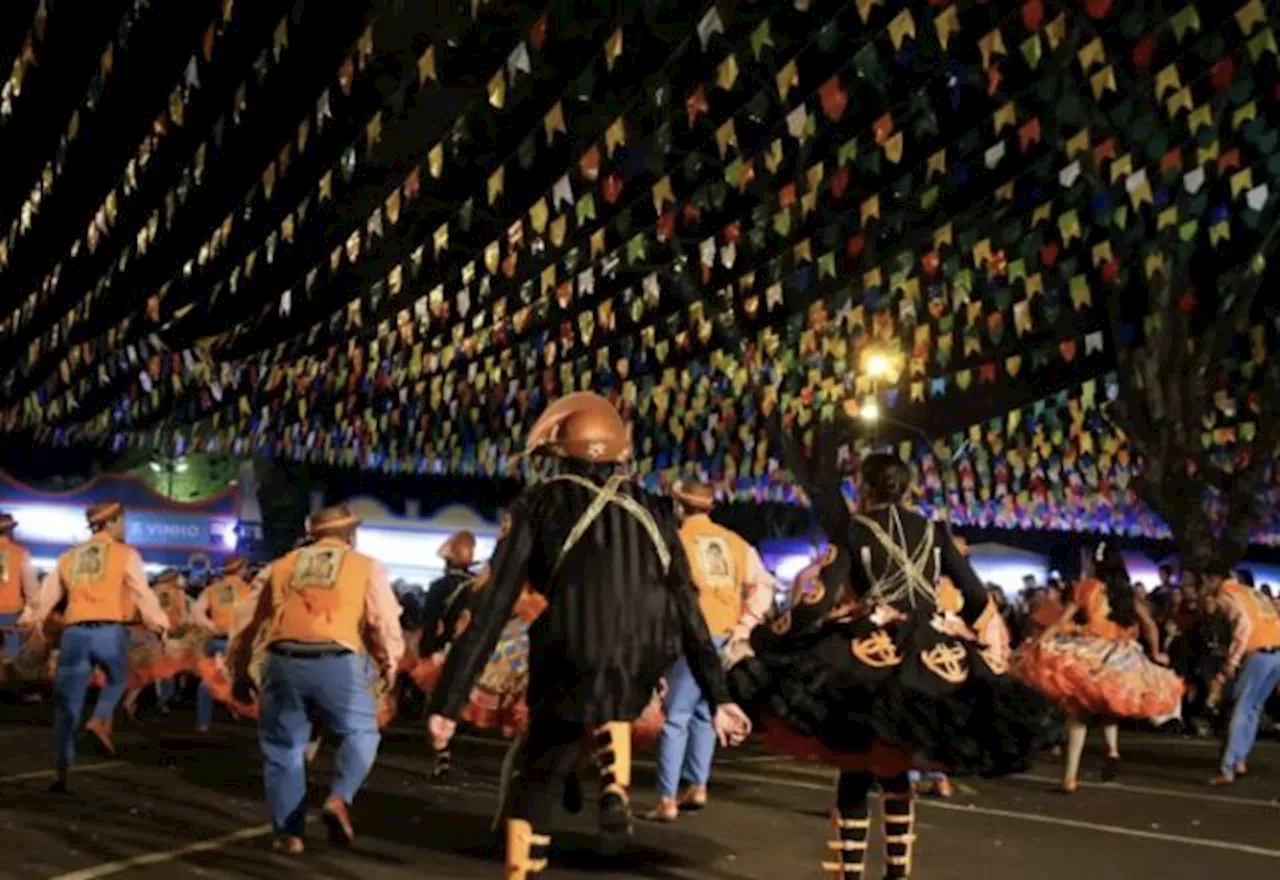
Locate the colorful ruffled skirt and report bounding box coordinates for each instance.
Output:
[410,613,665,744]
[1,634,55,687]
[1013,634,1185,722]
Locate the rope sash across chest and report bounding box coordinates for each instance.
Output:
[549,473,672,575]
[852,511,937,609]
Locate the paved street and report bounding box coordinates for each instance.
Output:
[0,699,1276,879]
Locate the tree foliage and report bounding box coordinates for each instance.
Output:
[1106,254,1280,572]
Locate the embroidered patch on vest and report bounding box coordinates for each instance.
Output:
[69,544,107,586]
[291,546,346,590]
[691,535,735,588]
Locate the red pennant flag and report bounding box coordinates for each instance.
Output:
[1210,56,1235,92]
[819,75,848,121]
[1131,35,1156,68]
[1021,0,1044,31]
[828,166,850,200]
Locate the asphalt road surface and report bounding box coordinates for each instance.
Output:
[0,699,1276,879]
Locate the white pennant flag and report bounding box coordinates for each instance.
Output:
[697,8,725,48]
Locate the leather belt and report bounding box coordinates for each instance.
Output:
[268,644,351,659]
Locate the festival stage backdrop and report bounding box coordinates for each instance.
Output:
[0,472,240,573]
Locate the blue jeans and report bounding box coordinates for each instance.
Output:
[655,635,729,798]
[54,624,129,772]
[0,611,21,659]
[197,637,229,727]
[259,651,381,836]
[1221,651,1280,775]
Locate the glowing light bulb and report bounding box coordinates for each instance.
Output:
[861,399,881,422]
[865,352,891,379]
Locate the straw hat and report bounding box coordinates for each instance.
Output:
[671,480,716,512]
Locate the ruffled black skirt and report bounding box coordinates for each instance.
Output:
[729,610,1063,777]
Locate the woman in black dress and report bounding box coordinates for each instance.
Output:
[727,425,1061,878]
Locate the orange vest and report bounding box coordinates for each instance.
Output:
[203,575,252,634]
[155,583,187,629]
[58,534,133,625]
[0,538,29,614]
[265,537,373,651]
[1223,581,1280,653]
[1074,578,1136,641]
[679,514,752,636]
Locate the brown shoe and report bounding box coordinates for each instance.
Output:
[643,798,678,822]
[321,795,354,846]
[1209,773,1235,787]
[83,717,116,757]
[677,786,708,810]
[272,836,305,854]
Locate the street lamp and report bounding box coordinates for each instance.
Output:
[864,351,892,380]
[860,398,881,422]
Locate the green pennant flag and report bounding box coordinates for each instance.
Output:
[750,21,773,60]
[1169,6,1201,41]
[1021,34,1042,68]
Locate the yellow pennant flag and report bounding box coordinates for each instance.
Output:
[934,6,960,50]
[417,46,436,84]
[887,10,916,50]
[544,102,566,143]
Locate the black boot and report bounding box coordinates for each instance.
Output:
[881,775,917,880]
[594,722,633,855]
[823,772,871,878]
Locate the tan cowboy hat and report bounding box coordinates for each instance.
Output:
[86,500,124,527]
[671,480,716,511]
[438,531,476,567]
[223,556,248,576]
[307,504,362,537]
[524,392,631,464]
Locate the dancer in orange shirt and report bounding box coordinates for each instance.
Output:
[229,505,404,854]
[18,501,169,790]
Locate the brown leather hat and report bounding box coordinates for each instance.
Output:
[307,504,362,537]
[438,531,476,567]
[223,556,248,576]
[0,512,16,534]
[672,480,716,511]
[525,392,631,464]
